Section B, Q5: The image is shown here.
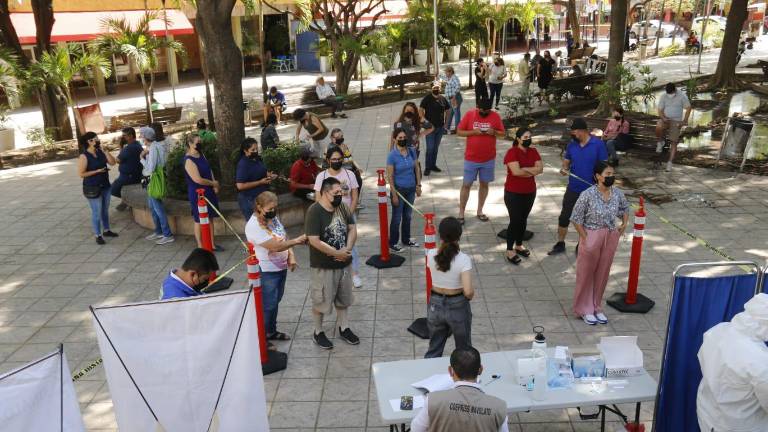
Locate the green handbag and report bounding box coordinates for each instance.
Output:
[147,166,167,199]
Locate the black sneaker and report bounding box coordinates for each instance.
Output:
[390,244,404,252]
[432,166,443,173]
[423,169,431,176]
[404,240,420,248]
[547,241,566,255]
[313,331,334,349]
[95,236,105,245]
[339,113,348,118]
[103,231,119,238]
[338,327,360,345]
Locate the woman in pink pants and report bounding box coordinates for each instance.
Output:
[570,161,629,325]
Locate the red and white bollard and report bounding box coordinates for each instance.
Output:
[196,188,214,253]
[246,242,268,365]
[365,169,404,268]
[247,241,287,374]
[407,212,436,339]
[607,197,655,313]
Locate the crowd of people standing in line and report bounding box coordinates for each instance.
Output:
[79,65,660,358]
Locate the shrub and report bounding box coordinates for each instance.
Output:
[261,141,303,193]
[26,127,55,152]
[165,132,221,200]
[660,42,682,58]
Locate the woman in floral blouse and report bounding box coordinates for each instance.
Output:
[570,161,629,326]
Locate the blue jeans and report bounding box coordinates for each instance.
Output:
[425,128,444,170]
[389,187,416,246]
[605,139,618,161]
[351,246,360,273]
[86,186,111,236]
[261,269,288,336]
[147,196,172,237]
[447,92,463,131]
[110,172,140,198]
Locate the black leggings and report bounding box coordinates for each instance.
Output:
[504,191,536,249]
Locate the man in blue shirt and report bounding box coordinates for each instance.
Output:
[548,118,608,255]
[111,127,144,209]
[263,86,287,125]
[161,248,220,300]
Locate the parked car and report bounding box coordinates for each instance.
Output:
[692,16,728,33]
[630,20,677,38]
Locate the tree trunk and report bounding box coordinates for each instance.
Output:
[138,71,153,123]
[195,0,244,199]
[595,0,629,115]
[709,0,748,89]
[567,0,581,44]
[197,36,216,130]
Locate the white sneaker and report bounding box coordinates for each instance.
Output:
[582,314,598,325]
[145,233,162,241]
[352,274,363,288]
[665,161,673,171]
[656,141,664,153]
[155,236,175,245]
[595,312,608,324]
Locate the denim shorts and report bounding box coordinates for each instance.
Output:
[463,159,495,184]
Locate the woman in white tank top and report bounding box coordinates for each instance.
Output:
[424,217,475,358]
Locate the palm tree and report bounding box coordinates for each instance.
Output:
[92,11,186,122]
[509,0,555,53]
[26,43,112,134]
[457,0,493,86]
[0,47,20,103]
[487,2,515,55]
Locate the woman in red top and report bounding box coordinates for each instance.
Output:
[503,128,543,264]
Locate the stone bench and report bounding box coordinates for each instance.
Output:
[121,184,311,236]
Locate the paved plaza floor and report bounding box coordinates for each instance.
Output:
[2,96,768,431]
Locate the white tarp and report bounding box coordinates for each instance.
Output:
[0,347,86,431]
[92,289,269,432]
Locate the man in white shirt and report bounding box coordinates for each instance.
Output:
[315,76,347,118]
[411,347,509,432]
[656,82,692,171]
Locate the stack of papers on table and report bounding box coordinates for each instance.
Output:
[411,373,454,393]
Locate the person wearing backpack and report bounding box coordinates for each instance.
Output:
[140,126,174,245]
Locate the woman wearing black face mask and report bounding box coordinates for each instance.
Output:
[184,132,223,249]
[570,161,629,326]
[78,131,117,244]
[330,128,364,208]
[236,137,277,220]
[502,128,542,264]
[245,191,307,344]
[314,146,363,288]
[386,128,422,252]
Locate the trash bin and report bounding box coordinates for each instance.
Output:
[722,117,754,158]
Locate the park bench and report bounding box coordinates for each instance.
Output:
[561,113,660,153]
[548,73,605,101]
[108,106,183,132]
[383,71,433,100]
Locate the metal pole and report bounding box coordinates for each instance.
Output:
[433,0,440,77]
[655,0,666,55]
[161,0,177,107]
[696,0,712,74]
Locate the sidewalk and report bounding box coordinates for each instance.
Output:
[6,37,767,149]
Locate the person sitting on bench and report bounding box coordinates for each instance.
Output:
[161,248,219,300]
[315,77,347,118]
[686,31,702,53]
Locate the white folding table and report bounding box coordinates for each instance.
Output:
[372,349,658,432]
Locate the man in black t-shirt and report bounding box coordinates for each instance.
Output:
[419,83,451,176]
[112,127,144,207]
[305,177,359,349]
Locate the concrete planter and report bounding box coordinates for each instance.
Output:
[414,49,429,66]
[122,184,310,236]
[446,45,461,62]
[319,56,330,73]
[0,128,15,152]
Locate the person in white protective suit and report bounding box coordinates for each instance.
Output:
[696,293,768,432]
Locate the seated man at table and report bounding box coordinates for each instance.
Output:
[160,248,219,300]
[411,347,509,432]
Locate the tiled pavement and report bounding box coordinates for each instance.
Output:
[2,98,768,431]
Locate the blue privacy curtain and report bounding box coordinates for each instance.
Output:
[655,273,759,432]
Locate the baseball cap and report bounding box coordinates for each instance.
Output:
[569,118,588,131]
[139,126,155,141]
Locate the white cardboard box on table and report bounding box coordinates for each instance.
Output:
[598,336,644,377]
